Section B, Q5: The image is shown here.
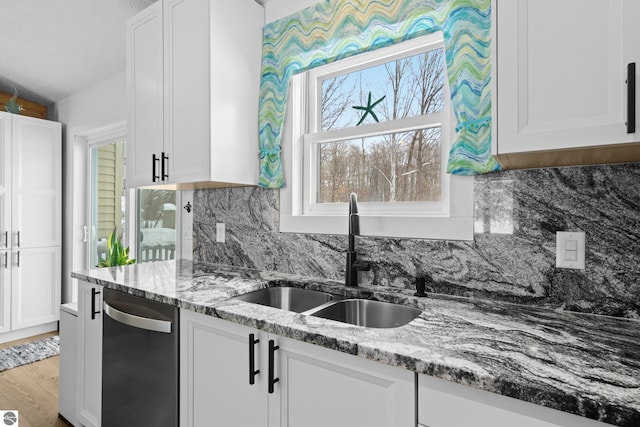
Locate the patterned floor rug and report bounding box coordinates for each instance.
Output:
[0,336,60,372]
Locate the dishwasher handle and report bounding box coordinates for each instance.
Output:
[104,302,172,333]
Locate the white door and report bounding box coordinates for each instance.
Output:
[496,0,640,154]
[0,115,10,333]
[11,115,61,249]
[0,113,10,252]
[0,250,10,333]
[180,310,268,427]
[76,281,102,427]
[127,0,164,187]
[270,335,415,427]
[87,137,128,268]
[10,246,61,330]
[163,0,211,184]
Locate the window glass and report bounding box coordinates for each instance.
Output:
[317,127,442,203]
[137,189,177,262]
[320,48,444,131]
[90,139,126,267]
[280,34,474,241]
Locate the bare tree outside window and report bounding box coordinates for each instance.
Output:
[317,48,445,204]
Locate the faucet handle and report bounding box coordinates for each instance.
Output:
[353,260,371,271]
[414,278,427,297]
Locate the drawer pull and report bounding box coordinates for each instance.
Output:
[249,334,260,385]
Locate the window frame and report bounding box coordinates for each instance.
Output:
[85,126,135,267]
[279,33,474,240]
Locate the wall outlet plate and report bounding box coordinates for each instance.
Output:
[556,231,585,269]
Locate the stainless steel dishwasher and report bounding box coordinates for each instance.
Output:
[102,288,179,427]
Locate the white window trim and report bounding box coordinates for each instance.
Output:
[279,33,474,240]
[85,126,138,265]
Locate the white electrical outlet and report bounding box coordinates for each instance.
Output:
[216,223,226,243]
[556,231,585,269]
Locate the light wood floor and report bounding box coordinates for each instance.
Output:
[0,332,68,427]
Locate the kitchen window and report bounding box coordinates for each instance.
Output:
[280,33,474,240]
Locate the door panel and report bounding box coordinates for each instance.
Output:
[0,113,10,251]
[10,246,61,330]
[127,1,164,187]
[11,115,61,248]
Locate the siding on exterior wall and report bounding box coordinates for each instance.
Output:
[96,141,125,239]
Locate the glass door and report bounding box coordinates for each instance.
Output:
[88,138,127,267]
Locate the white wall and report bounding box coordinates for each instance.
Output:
[54,71,127,303]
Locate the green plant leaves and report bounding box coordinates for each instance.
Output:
[98,228,136,267]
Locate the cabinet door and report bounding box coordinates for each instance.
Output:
[77,281,102,427]
[180,310,268,427]
[10,247,61,330]
[0,250,9,334]
[270,335,414,427]
[11,115,61,248]
[163,0,211,184]
[418,374,611,427]
[495,0,640,155]
[0,113,10,252]
[127,1,164,188]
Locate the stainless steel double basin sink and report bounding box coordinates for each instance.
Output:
[234,286,421,328]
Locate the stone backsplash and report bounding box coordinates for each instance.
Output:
[193,163,640,318]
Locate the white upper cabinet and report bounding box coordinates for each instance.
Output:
[0,113,10,252]
[11,115,62,248]
[126,2,163,188]
[0,113,62,249]
[493,0,640,169]
[127,0,263,188]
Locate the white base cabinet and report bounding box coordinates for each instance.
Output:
[59,302,78,426]
[493,0,640,169]
[180,311,268,427]
[418,374,611,427]
[10,246,61,330]
[180,310,414,427]
[76,281,103,427]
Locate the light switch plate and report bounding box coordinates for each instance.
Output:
[216,223,226,243]
[556,231,585,269]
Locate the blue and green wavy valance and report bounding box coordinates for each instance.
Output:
[258,0,501,189]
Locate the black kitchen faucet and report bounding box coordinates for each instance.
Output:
[345,193,371,286]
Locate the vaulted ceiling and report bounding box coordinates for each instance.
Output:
[0,0,274,109]
[0,0,158,107]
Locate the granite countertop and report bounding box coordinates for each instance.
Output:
[71,260,640,427]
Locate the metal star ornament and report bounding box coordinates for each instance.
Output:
[352,92,385,126]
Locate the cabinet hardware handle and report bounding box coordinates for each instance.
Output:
[91,287,101,320]
[161,152,169,180]
[627,62,636,134]
[2,231,7,248]
[268,339,279,394]
[249,334,260,385]
[2,252,7,269]
[152,154,160,182]
[15,250,19,267]
[16,231,20,248]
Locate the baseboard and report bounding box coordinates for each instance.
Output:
[58,413,75,426]
[0,322,59,345]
